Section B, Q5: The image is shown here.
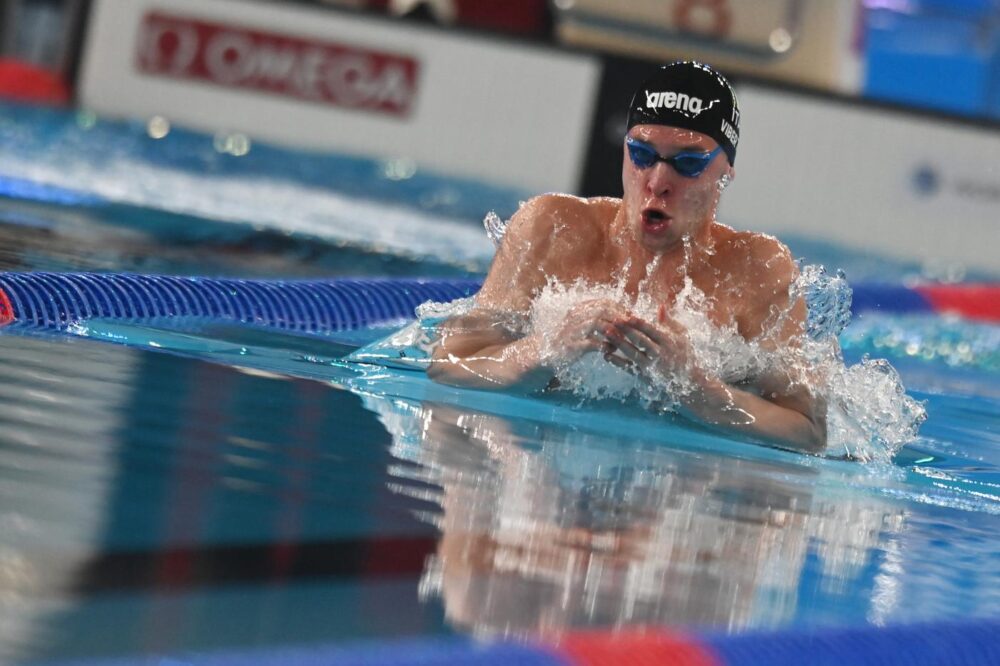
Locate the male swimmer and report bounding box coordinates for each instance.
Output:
[428,61,826,453]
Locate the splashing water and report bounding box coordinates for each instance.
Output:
[528,274,768,409]
[824,356,926,458]
[483,210,511,248]
[350,227,924,461]
[797,263,853,342]
[386,257,923,462]
[793,267,926,460]
[525,264,924,461]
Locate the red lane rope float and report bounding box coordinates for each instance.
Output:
[0,58,70,105]
[557,629,719,666]
[914,283,1000,322]
[0,286,13,326]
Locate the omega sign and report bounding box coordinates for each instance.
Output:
[136,12,420,116]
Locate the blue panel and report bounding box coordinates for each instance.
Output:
[864,10,994,115]
[702,618,1000,666]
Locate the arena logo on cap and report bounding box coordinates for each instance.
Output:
[645,90,705,115]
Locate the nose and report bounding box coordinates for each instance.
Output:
[645,161,675,198]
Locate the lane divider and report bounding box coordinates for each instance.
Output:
[559,629,718,666]
[0,272,480,332]
[912,283,1000,322]
[853,283,1000,322]
[37,618,1000,665]
[0,282,13,326]
[0,273,996,333]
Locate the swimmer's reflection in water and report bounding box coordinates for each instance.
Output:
[427,61,827,453]
[359,395,903,638]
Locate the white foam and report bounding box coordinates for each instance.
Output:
[0,156,496,265]
[513,262,925,461]
[528,275,765,408]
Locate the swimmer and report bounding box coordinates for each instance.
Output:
[428,61,826,453]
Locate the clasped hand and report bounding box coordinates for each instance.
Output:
[555,299,696,381]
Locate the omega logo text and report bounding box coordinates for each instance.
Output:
[136,12,420,117]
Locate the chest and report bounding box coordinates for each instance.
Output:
[617,263,747,333]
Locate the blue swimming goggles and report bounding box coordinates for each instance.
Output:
[626,137,723,178]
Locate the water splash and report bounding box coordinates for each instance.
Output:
[343,227,924,460]
[796,263,852,341]
[514,264,922,461]
[824,356,926,459]
[529,276,766,410]
[483,210,510,248]
[351,262,926,462]
[791,267,925,460]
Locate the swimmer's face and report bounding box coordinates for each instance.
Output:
[621,125,734,253]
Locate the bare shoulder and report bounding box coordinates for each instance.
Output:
[718,227,798,294]
[477,193,613,309]
[505,193,608,244]
[714,227,803,339]
[498,193,609,271]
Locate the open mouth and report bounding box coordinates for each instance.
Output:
[641,208,671,233]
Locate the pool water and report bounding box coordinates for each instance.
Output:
[0,103,998,664]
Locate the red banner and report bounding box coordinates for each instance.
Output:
[136,12,420,117]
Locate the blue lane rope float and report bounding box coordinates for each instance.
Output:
[0,272,480,332]
[0,273,996,333]
[699,618,1000,666]
[36,617,1000,665]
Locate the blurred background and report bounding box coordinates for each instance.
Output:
[0,0,997,279]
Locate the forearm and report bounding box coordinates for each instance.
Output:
[678,376,827,454]
[427,333,556,392]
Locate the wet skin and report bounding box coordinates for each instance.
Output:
[429,125,826,453]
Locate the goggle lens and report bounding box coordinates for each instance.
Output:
[626,141,658,169]
[671,154,711,177]
[625,138,720,178]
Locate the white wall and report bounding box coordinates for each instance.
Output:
[78,0,601,194]
[722,85,1000,275]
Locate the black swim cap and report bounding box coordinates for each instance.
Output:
[626,61,740,165]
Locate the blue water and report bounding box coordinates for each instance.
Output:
[0,103,997,664]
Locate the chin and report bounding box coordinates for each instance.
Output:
[639,232,680,254]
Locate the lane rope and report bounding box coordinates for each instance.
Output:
[0,273,995,332]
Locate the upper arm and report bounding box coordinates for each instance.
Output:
[739,237,805,346]
[739,237,826,444]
